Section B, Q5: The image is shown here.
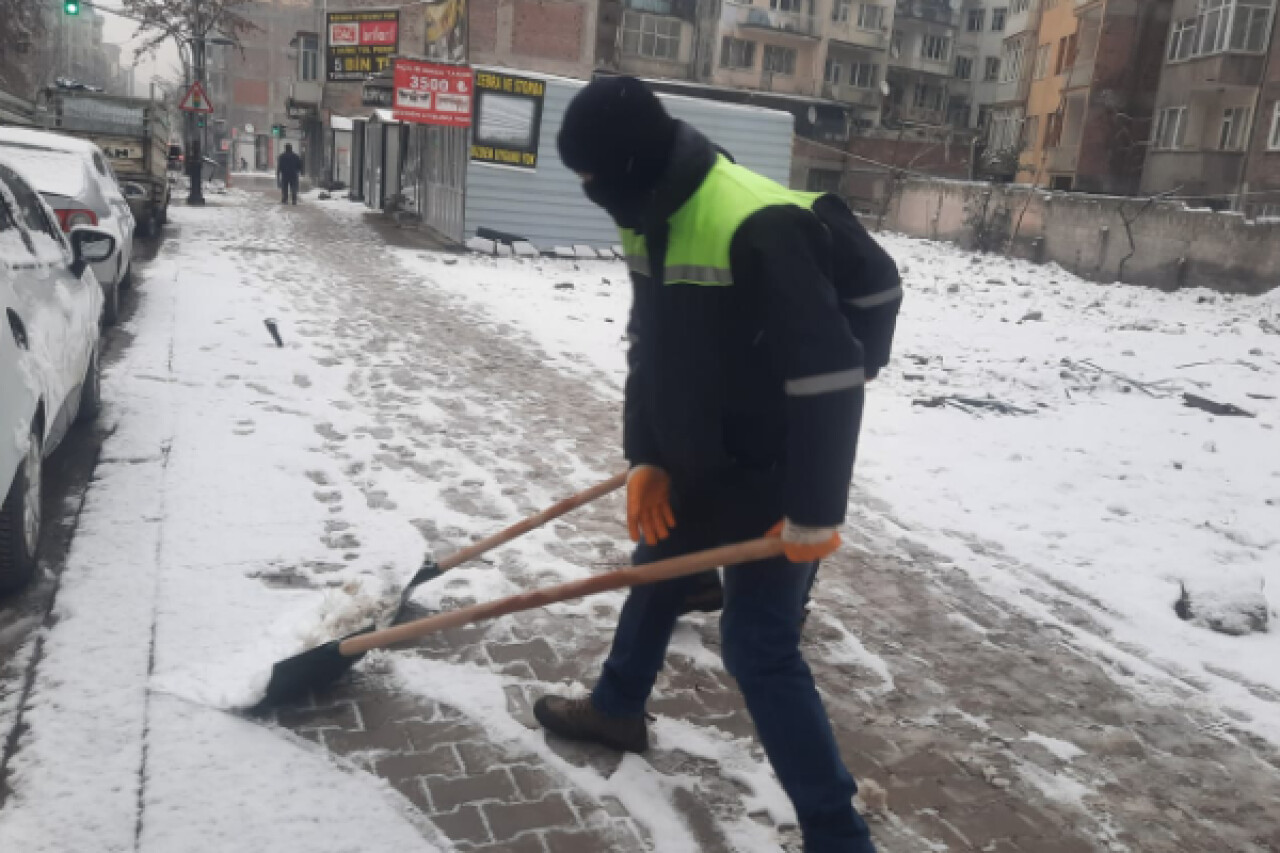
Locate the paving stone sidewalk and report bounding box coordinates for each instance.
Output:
[238,194,1280,853]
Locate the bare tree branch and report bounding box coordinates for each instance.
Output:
[121,0,258,60]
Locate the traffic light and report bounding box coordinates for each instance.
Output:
[271,125,283,138]
[197,116,206,128]
[64,0,80,14]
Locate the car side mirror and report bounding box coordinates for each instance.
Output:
[69,226,117,277]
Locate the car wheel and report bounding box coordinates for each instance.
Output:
[76,345,102,424]
[0,426,42,594]
[120,259,134,291]
[136,213,153,239]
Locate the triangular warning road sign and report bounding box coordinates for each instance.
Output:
[179,81,215,114]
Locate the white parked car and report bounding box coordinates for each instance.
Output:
[0,159,115,594]
[0,127,135,327]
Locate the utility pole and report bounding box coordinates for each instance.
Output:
[188,31,206,204]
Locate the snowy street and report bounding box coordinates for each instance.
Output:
[1,187,1279,852]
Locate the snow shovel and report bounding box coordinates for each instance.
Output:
[257,537,787,708]
[383,472,628,627]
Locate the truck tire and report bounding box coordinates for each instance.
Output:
[157,201,169,226]
[0,426,42,595]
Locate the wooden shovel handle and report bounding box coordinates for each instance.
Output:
[437,472,627,572]
[341,537,787,656]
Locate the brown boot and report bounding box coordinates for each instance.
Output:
[533,695,649,754]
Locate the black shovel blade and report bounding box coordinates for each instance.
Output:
[254,627,371,711]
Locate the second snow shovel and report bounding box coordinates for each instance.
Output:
[384,471,627,626]
[257,537,787,708]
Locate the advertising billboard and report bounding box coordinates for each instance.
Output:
[391,59,473,127]
[327,10,400,81]
[470,70,545,170]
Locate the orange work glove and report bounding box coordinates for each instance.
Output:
[627,465,675,545]
[767,519,841,563]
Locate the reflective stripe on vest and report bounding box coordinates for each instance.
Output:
[620,157,822,287]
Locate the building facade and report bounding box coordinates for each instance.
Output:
[985,0,1041,176]
[955,0,1012,129]
[1140,0,1279,203]
[1241,8,1280,217]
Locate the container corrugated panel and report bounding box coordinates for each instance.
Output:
[464,73,794,250]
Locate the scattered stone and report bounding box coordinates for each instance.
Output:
[1248,347,1263,356]
[466,236,496,255]
[1175,578,1269,636]
[1021,311,1044,322]
[947,283,960,293]
[554,281,575,290]
[442,257,458,265]
[318,191,332,200]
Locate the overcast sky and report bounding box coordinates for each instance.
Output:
[97,1,183,95]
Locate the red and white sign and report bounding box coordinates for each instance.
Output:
[392,59,472,127]
[178,81,214,114]
[328,19,397,46]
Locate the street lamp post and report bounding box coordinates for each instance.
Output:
[186,35,234,205]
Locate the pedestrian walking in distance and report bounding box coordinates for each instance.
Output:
[533,77,902,853]
[277,143,302,205]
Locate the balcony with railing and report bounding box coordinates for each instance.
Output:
[894,0,961,26]
[289,80,323,105]
[726,1,821,38]
[993,72,1030,103]
[1046,143,1080,173]
[890,50,953,76]
[826,17,891,50]
[822,82,882,107]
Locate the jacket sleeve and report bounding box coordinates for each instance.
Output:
[622,273,662,468]
[734,206,865,528]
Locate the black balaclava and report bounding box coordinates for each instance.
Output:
[557,76,678,229]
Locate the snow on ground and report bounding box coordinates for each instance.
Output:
[0,198,446,852]
[369,205,1280,745]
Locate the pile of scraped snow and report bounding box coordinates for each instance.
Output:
[372,215,1280,745]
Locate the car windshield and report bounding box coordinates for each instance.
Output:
[0,144,88,200]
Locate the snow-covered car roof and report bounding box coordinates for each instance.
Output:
[0,126,106,155]
[0,146,90,201]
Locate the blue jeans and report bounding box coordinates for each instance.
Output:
[591,474,876,853]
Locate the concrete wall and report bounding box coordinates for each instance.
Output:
[880,177,1280,294]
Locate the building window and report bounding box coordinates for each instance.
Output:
[1198,0,1229,53]
[1153,106,1187,149]
[763,44,798,75]
[621,12,682,61]
[966,8,985,30]
[721,36,757,69]
[1001,41,1024,81]
[1011,0,1030,14]
[891,29,904,56]
[833,0,853,22]
[1045,111,1063,146]
[772,0,806,12]
[857,3,884,29]
[922,34,951,61]
[913,83,943,111]
[1230,0,1273,52]
[850,61,879,87]
[1033,43,1050,79]
[1055,33,1077,73]
[1269,100,1280,149]
[806,168,842,193]
[991,7,1008,30]
[1022,114,1039,148]
[1167,18,1197,61]
[984,56,1001,80]
[955,55,973,79]
[1219,105,1252,149]
[825,58,843,83]
[299,34,319,82]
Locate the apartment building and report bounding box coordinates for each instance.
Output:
[1140,0,1279,203]
[985,0,1041,175]
[884,0,960,126]
[1241,14,1280,217]
[955,0,1011,129]
[597,0,893,130]
[1033,0,1170,193]
[1017,0,1078,182]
